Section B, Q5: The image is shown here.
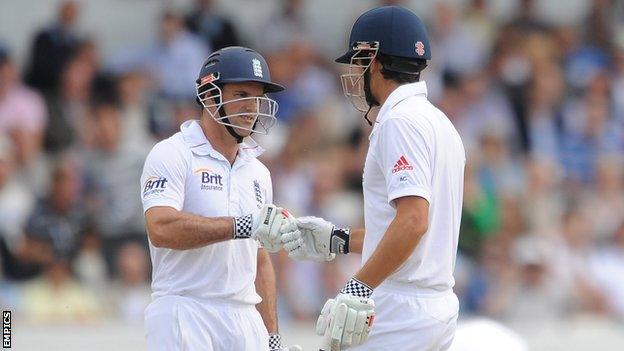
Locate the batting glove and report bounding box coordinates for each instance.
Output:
[281,216,351,261]
[233,205,298,253]
[316,278,375,350]
[269,334,302,351]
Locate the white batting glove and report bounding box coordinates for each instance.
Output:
[316,278,375,350]
[234,205,298,253]
[281,216,351,261]
[269,334,303,351]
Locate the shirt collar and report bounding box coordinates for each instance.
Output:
[376,81,428,126]
[180,120,265,161]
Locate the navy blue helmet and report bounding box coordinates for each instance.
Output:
[196,46,284,93]
[336,6,431,63]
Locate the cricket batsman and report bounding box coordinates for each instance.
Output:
[141,46,301,351]
[280,6,466,350]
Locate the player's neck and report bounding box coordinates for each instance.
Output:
[375,80,400,107]
[201,117,239,165]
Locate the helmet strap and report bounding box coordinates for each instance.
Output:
[363,106,374,126]
[362,65,379,126]
[209,85,243,144]
[220,105,244,144]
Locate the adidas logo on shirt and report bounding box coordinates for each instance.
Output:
[392,155,413,173]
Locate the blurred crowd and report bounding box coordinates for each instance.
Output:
[0,0,623,331]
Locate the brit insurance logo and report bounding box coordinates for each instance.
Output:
[143,176,168,197]
[195,168,224,191]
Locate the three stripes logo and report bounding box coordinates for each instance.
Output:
[392,155,413,173]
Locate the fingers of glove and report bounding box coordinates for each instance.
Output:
[330,303,349,348]
[316,299,335,336]
[280,230,301,244]
[352,310,369,346]
[341,308,358,347]
[283,237,304,253]
[280,216,298,234]
[295,216,323,229]
[315,313,328,337]
[267,217,296,249]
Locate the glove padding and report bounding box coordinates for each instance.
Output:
[269,334,303,351]
[252,205,298,253]
[281,216,336,261]
[316,293,375,350]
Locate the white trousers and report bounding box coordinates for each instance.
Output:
[144,295,269,351]
[348,283,459,351]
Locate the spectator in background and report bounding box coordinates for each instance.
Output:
[504,0,551,35]
[109,242,150,323]
[462,238,512,314]
[490,236,568,326]
[186,0,241,51]
[149,97,197,140]
[21,231,101,323]
[0,135,37,281]
[476,128,524,198]
[20,157,101,323]
[84,99,150,277]
[43,46,98,155]
[24,0,81,93]
[590,222,624,319]
[25,157,89,261]
[0,45,47,168]
[525,62,565,161]
[116,70,155,150]
[579,156,624,241]
[551,209,607,316]
[258,0,307,50]
[559,73,621,184]
[611,39,624,126]
[430,2,489,79]
[148,10,209,100]
[0,136,34,255]
[522,157,564,237]
[583,0,616,52]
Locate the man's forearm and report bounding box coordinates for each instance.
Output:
[146,207,235,250]
[353,216,426,288]
[255,249,278,334]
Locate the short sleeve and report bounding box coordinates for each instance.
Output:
[140,141,188,212]
[376,117,433,205]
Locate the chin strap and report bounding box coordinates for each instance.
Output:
[363,106,374,126]
[224,122,244,144]
[362,68,379,126]
[219,104,244,144]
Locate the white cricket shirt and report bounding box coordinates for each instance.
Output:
[362,81,465,292]
[140,120,272,304]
